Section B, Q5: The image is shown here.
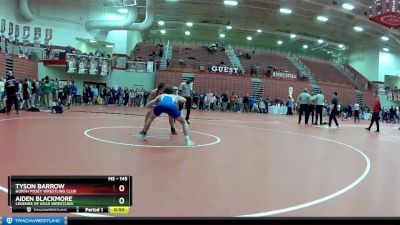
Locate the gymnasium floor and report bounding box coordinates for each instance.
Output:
[0,106,399,217]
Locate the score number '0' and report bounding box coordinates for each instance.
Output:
[119,185,126,205]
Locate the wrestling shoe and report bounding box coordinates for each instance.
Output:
[171,128,178,135]
[185,138,195,147]
[139,131,147,141]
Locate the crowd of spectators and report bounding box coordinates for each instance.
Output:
[0,72,77,112]
[1,73,399,126]
[81,85,150,107]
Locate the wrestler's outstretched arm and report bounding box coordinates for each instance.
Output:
[145,95,161,108]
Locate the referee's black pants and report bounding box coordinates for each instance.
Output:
[6,95,19,113]
[298,104,308,124]
[315,105,323,125]
[368,112,380,132]
[329,111,339,127]
[178,96,192,122]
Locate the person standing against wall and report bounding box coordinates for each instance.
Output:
[365,92,381,133]
[179,79,194,124]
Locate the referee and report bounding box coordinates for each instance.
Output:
[179,78,194,124]
[313,90,325,126]
[297,88,311,124]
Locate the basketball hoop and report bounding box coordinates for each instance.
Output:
[369,0,400,29]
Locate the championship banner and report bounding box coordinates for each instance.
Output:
[388,90,393,101]
[99,58,110,76]
[127,61,147,72]
[78,55,89,74]
[9,21,13,36]
[15,25,20,38]
[23,26,30,39]
[146,61,154,72]
[89,56,99,75]
[45,28,52,41]
[66,54,77,74]
[1,19,5,33]
[34,27,41,40]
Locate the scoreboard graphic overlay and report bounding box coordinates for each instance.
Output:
[8,176,132,214]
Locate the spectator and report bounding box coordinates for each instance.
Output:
[0,77,5,102]
[243,94,249,113]
[365,92,381,132]
[221,92,228,112]
[72,81,78,105]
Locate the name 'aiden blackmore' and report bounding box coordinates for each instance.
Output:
[15,196,73,202]
[15,183,66,190]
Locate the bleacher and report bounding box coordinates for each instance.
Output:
[237,50,298,73]
[0,52,38,81]
[299,57,355,87]
[342,64,371,90]
[319,83,357,105]
[264,78,309,101]
[171,44,231,69]
[130,43,162,61]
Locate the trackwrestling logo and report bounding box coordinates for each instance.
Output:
[2,217,64,225]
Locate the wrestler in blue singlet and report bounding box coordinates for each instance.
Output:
[153,95,181,119]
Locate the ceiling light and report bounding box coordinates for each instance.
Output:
[257,29,262,33]
[160,29,166,34]
[317,16,328,22]
[106,45,113,48]
[118,8,128,13]
[318,39,324,44]
[342,3,354,10]
[383,47,390,52]
[277,40,283,45]
[290,34,296,38]
[226,25,232,30]
[224,0,238,6]
[185,31,190,36]
[90,40,97,43]
[280,8,292,14]
[186,22,193,27]
[158,20,165,26]
[220,33,226,38]
[247,36,253,41]
[303,44,308,49]
[381,36,389,41]
[354,26,364,32]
